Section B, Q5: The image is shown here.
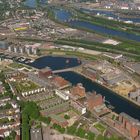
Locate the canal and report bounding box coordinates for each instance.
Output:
[58,71,140,121]
[29,56,81,70]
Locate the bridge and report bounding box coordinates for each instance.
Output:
[52,65,82,74]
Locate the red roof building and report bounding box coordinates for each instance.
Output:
[87,93,103,111]
[38,67,52,79]
[71,83,86,98]
[52,76,70,89]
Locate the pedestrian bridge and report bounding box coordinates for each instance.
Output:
[52,68,73,74]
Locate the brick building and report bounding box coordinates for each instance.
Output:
[115,113,140,139]
[38,67,52,79]
[87,93,103,111]
[70,83,86,98]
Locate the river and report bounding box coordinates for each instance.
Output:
[58,71,140,121]
[81,8,140,23]
[25,0,47,7]
[54,9,140,42]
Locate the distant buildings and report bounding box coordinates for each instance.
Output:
[8,43,40,55]
[0,41,8,50]
[103,53,123,60]
[123,62,140,76]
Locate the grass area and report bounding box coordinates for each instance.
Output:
[75,8,140,36]
[9,62,25,69]
[13,80,39,93]
[0,118,14,124]
[112,114,116,120]
[55,38,140,61]
[46,6,140,61]
[94,123,106,133]
[8,62,32,70]
[40,48,98,61]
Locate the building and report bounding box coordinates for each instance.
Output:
[52,76,70,89]
[82,64,98,80]
[115,113,140,139]
[120,3,129,9]
[0,41,8,50]
[55,90,69,101]
[7,43,40,55]
[70,83,86,98]
[123,62,140,75]
[30,128,43,140]
[103,53,123,60]
[87,93,104,111]
[128,88,140,99]
[101,71,127,85]
[71,100,86,115]
[38,67,52,79]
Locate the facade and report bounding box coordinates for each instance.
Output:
[87,93,103,111]
[70,83,86,98]
[71,100,86,115]
[82,65,98,80]
[7,43,40,55]
[38,67,52,78]
[52,76,70,89]
[55,90,69,101]
[30,128,43,140]
[103,53,123,60]
[115,113,140,139]
[0,41,8,50]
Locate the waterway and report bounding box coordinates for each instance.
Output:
[54,9,140,42]
[58,71,140,121]
[29,56,81,70]
[25,0,47,7]
[81,8,140,23]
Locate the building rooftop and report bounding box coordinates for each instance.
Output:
[120,112,139,124]
[30,128,43,140]
[124,62,140,75]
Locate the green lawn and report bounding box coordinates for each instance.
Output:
[13,80,39,93]
[9,62,32,70]
[94,123,106,133]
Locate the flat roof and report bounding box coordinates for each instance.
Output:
[30,128,43,140]
[120,112,139,123]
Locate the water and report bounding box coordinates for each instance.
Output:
[81,8,140,23]
[58,71,140,121]
[29,56,81,70]
[54,9,72,22]
[25,0,47,8]
[54,9,140,42]
[69,20,140,42]
[25,0,37,8]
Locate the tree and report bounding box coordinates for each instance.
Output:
[64,114,70,120]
